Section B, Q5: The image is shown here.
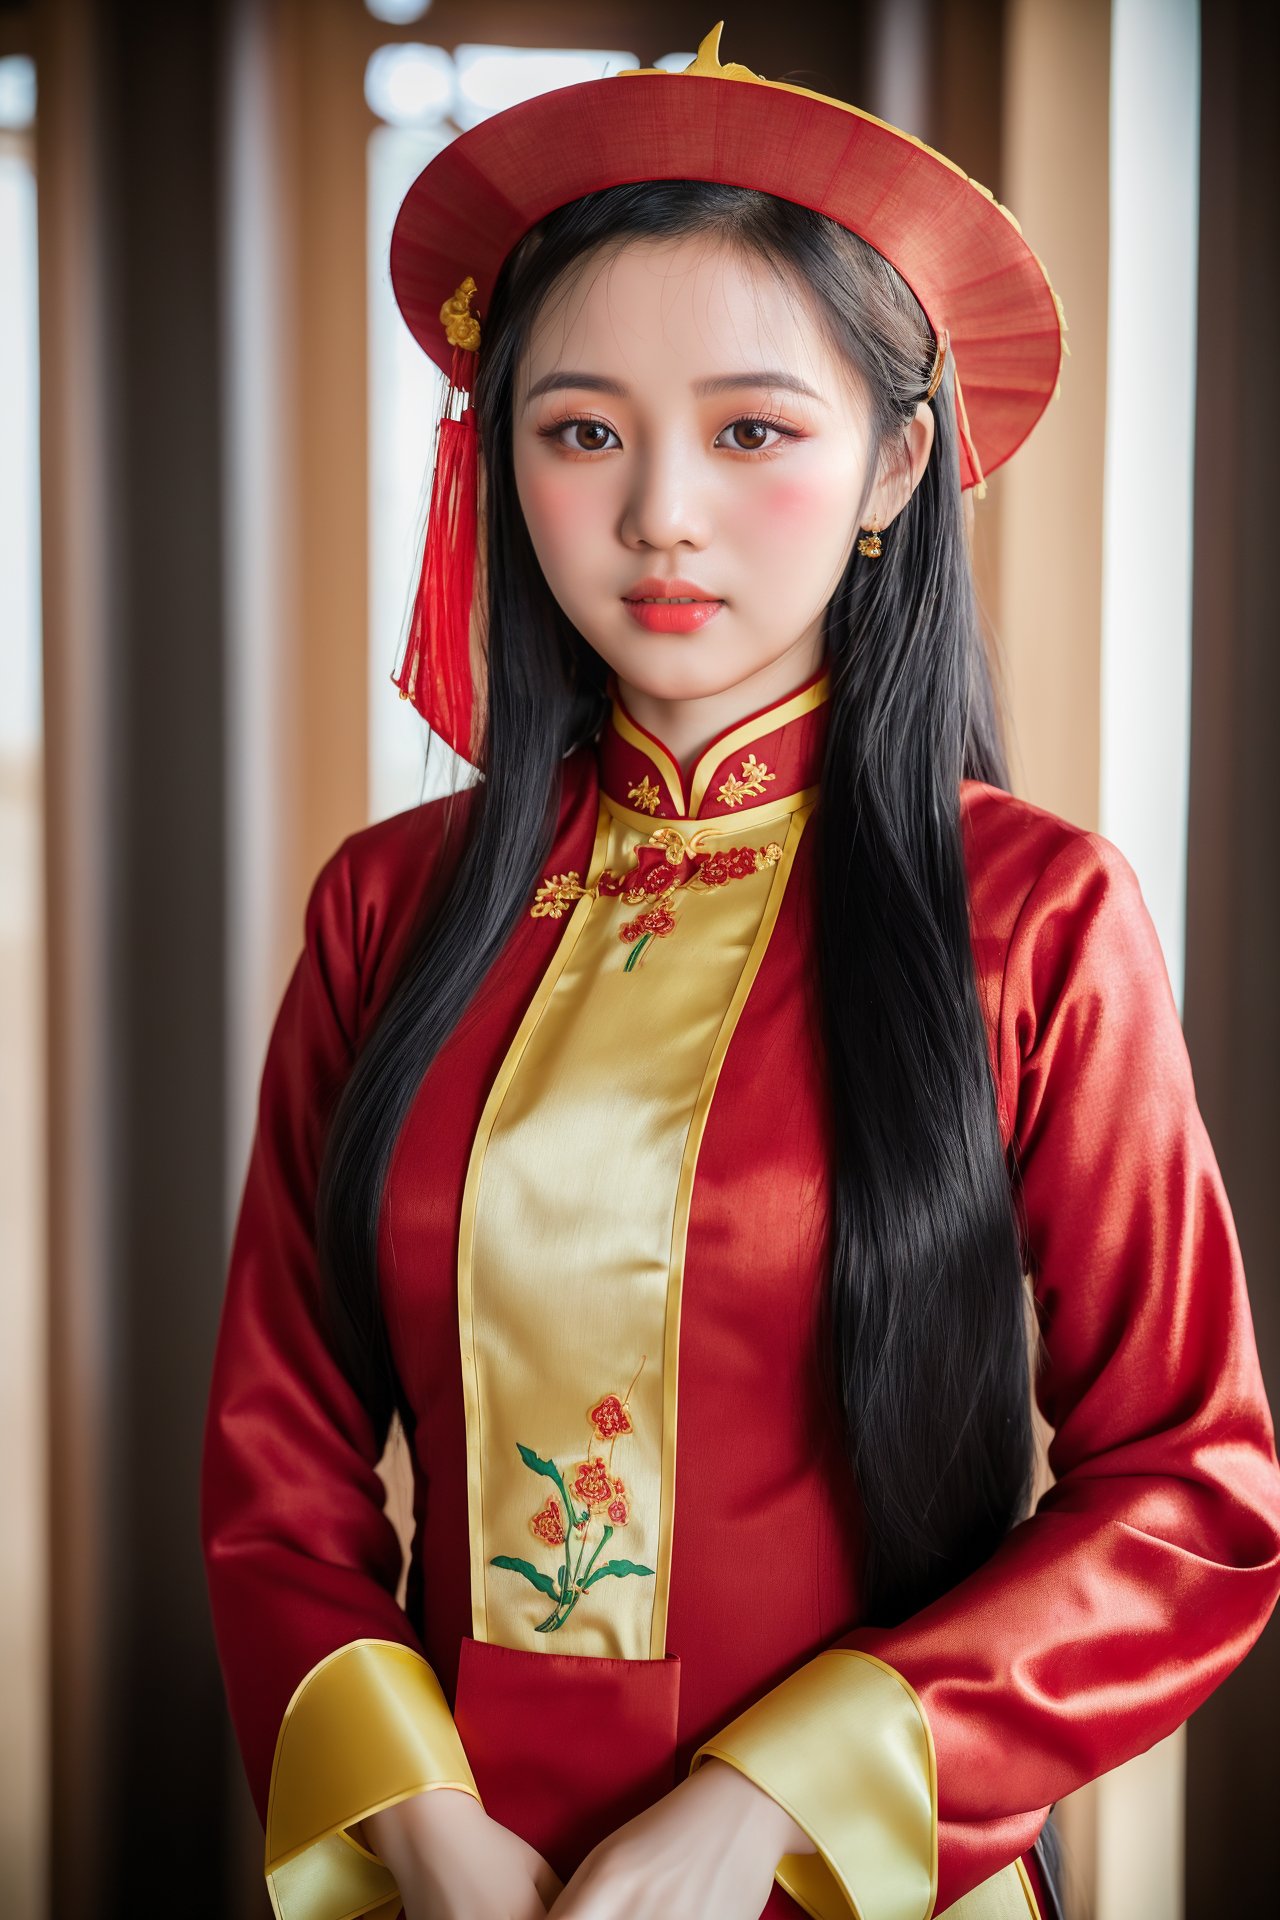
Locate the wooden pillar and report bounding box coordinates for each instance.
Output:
[38,0,231,1911]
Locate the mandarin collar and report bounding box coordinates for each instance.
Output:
[595,659,832,822]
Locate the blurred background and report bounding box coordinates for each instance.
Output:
[0,0,1276,1915]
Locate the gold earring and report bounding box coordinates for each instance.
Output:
[856,521,883,559]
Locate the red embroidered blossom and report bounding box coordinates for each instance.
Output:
[634,842,701,884]
[529,1496,566,1547]
[619,903,677,943]
[622,868,678,904]
[589,1393,634,1440]
[571,1456,615,1510]
[698,846,759,886]
[599,842,704,904]
[494,1373,653,1630]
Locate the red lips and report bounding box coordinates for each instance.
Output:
[622,576,722,601]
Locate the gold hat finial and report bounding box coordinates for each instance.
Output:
[616,20,767,84]
[681,21,767,82]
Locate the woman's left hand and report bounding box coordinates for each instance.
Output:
[544,1755,815,1918]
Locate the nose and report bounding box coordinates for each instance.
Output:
[618,435,712,553]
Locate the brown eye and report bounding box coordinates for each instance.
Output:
[714,416,797,455]
[572,420,612,451]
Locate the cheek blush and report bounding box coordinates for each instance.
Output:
[758,475,830,523]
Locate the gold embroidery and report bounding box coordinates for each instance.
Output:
[717,752,777,808]
[627,773,662,814]
[530,871,587,918]
[647,825,700,866]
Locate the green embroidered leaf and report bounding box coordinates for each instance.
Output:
[490,1555,560,1600]
[516,1442,562,1482]
[581,1559,655,1587]
[515,1443,588,1528]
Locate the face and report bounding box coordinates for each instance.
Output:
[511,235,914,715]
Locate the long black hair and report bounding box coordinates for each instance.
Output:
[316,180,1038,1633]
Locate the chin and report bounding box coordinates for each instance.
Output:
[593,627,759,704]
[608,657,737,707]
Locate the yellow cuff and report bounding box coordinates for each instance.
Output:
[689,1647,937,1920]
[689,1648,1043,1920]
[265,1638,480,1920]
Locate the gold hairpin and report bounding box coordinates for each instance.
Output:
[924,327,949,402]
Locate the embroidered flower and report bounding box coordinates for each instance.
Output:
[571,1455,616,1510]
[490,1368,654,1634]
[529,1496,566,1547]
[698,846,762,885]
[627,842,701,895]
[717,752,776,808]
[589,1392,634,1440]
[530,870,587,918]
[627,774,662,814]
[619,902,678,945]
[532,821,779,968]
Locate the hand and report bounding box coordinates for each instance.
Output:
[545,1756,815,1918]
[362,1785,565,1920]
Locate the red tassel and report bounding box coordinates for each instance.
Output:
[392,337,480,759]
[952,359,988,501]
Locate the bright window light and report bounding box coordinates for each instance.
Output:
[365,43,455,128]
[365,0,434,24]
[0,55,36,131]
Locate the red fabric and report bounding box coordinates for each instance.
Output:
[831,820,1280,1904]
[389,68,1064,492]
[598,657,831,819]
[202,701,1280,1914]
[453,1636,682,1880]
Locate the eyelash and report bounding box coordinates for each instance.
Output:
[536,410,801,459]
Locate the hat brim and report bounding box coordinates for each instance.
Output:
[389,68,1067,490]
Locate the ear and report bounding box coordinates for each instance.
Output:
[867,402,936,528]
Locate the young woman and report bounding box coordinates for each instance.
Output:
[200,25,1280,1920]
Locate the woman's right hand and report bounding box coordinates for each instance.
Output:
[363,1785,565,1919]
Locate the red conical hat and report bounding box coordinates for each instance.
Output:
[388,20,1068,756]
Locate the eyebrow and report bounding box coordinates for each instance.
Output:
[523,369,829,406]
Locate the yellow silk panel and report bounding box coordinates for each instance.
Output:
[458,788,816,1656]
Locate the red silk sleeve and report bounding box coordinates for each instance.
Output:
[200,837,476,1911]
[692,828,1280,1917]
